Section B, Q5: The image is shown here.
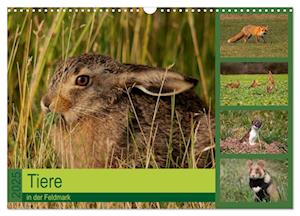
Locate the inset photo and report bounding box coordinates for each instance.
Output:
[220,110,288,154]
[220,159,288,203]
[220,62,288,106]
[220,14,288,58]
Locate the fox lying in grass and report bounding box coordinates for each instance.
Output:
[227,25,269,43]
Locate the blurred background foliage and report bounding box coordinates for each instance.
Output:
[8,9,215,117]
[221,62,288,75]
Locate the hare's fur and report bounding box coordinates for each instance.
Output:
[42,54,214,168]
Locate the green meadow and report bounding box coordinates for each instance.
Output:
[220,74,288,106]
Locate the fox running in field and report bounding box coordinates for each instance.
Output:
[227,25,269,43]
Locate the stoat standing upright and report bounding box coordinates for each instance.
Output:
[240,119,262,145]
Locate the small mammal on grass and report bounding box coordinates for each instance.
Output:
[41,53,214,168]
[240,119,262,145]
[249,79,259,88]
[247,160,280,202]
[268,71,275,86]
[227,25,268,43]
[225,80,240,89]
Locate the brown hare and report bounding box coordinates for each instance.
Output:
[268,70,275,86]
[225,80,240,89]
[41,53,214,168]
[249,80,259,88]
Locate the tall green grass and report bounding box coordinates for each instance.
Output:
[7,8,215,209]
[8,9,215,168]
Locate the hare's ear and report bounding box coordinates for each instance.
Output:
[119,69,198,96]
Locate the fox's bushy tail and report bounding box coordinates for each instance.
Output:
[227,31,245,43]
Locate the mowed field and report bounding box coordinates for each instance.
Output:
[220,14,288,58]
[220,74,288,106]
[220,159,289,203]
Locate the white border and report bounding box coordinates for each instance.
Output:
[1,0,300,215]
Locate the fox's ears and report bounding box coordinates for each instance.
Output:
[117,67,198,96]
[265,25,269,30]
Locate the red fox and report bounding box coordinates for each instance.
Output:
[227,25,269,43]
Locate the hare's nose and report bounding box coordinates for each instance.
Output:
[41,96,51,113]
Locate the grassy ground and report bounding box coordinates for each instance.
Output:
[220,14,288,58]
[220,159,288,203]
[220,74,288,106]
[220,110,288,153]
[7,9,215,209]
[8,202,215,209]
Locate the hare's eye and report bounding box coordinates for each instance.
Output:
[75,75,90,86]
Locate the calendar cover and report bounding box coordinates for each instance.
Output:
[7,7,293,209]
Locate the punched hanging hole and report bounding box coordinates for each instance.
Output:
[143,7,157,15]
